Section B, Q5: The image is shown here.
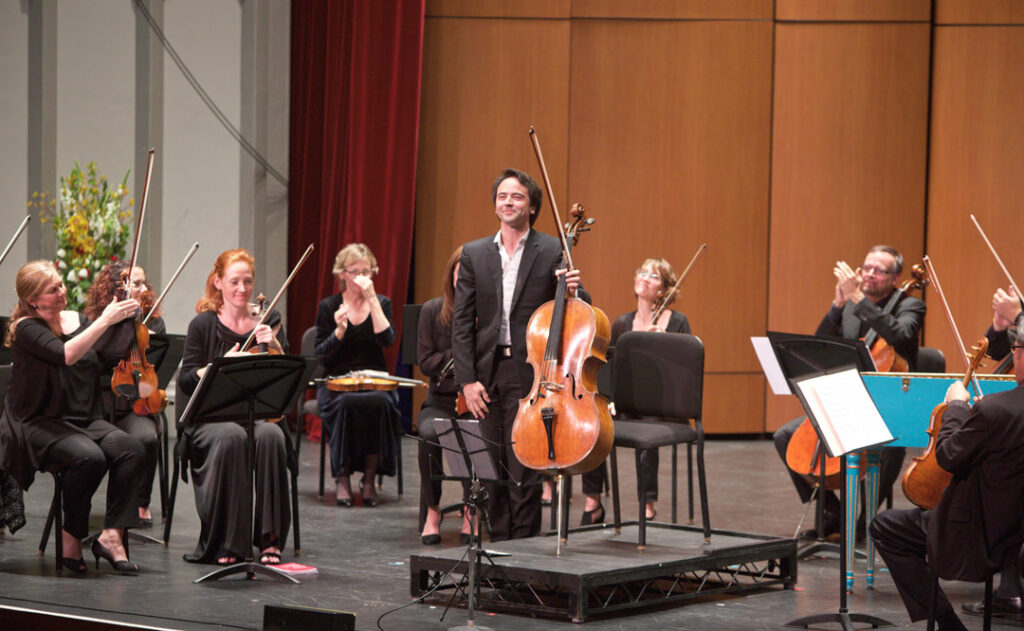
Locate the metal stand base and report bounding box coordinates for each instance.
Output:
[193,561,299,584]
[785,611,892,631]
[798,540,867,561]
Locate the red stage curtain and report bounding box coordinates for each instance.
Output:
[288,0,425,368]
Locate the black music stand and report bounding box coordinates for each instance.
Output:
[429,417,506,631]
[768,332,893,631]
[180,354,307,584]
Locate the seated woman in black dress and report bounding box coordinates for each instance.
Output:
[85,260,166,528]
[177,248,290,565]
[0,260,145,574]
[315,243,399,508]
[417,246,473,544]
[579,258,691,524]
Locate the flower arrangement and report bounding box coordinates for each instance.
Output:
[29,162,134,310]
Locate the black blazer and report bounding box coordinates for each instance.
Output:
[452,229,589,391]
[928,383,1024,581]
[815,292,925,371]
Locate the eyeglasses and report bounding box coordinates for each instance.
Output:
[861,265,894,276]
[1011,345,1024,351]
[635,270,660,281]
[345,268,374,277]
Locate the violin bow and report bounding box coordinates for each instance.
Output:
[922,255,984,397]
[143,241,199,325]
[0,215,31,268]
[528,127,575,273]
[240,243,315,351]
[652,243,708,322]
[123,148,156,297]
[970,214,1023,302]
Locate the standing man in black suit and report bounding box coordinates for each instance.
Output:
[773,245,926,537]
[452,168,583,541]
[870,319,1024,631]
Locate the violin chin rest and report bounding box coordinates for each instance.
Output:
[113,384,139,400]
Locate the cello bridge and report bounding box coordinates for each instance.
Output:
[539,381,564,393]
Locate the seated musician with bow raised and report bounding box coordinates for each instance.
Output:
[871,318,1024,630]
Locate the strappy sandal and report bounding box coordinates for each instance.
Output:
[260,551,282,565]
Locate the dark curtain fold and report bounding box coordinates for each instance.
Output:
[288,0,425,369]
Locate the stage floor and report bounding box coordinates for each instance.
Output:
[0,434,1003,630]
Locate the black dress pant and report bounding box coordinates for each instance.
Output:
[580,416,660,502]
[43,427,144,539]
[870,508,966,630]
[417,395,469,530]
[481,355,541,541]
[114,412,159,509]
[773,416,906,506]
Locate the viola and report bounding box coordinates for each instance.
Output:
[785,263,928,487]
[327,376,399,392]
[510,129,614,477]
[901,338,988,510]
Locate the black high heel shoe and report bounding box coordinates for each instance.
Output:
[60,557,88,574]
[580,504,605,526]
[91,538,139,575]
[360,483,379,508]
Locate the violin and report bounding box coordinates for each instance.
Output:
[510,128,614,477]
[784,262,928,487]
[320,371,423,392]
[247,294,283,355]
[327,376,399,392]
[110,149,166,416]
[238,244,315,354]
[900,255,990,510]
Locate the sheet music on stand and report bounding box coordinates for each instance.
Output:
[790,366,894,458]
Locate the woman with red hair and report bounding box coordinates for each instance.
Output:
[177,249,290,566]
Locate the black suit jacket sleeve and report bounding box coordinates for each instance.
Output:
[815,293,925,369]
[452,230,589,391]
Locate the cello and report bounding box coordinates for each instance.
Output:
[785,263,929,487]
[454,203,594,418]
[901,255,989,510]
[510,128,614,483]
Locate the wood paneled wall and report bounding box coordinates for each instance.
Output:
[414,1,1024,434]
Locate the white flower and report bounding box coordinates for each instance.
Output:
[67,270,76,282]
[94,260,102,269]
[57,260,67,270]
[56,248,66,258]
[78,268,89,279]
